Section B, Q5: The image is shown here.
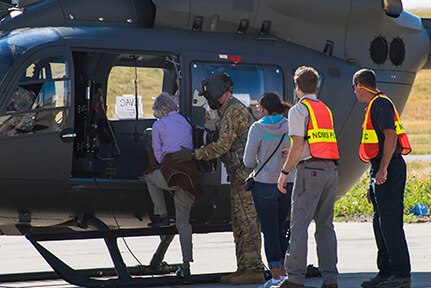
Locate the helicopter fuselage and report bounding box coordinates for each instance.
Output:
[0,0,428,235]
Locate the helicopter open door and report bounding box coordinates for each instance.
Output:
[180,51,288,186]
[0,47,74,181]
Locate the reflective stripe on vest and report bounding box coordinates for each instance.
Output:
[301,99,340,160]
[359,94,412,163]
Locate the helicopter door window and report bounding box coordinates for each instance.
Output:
[191,61,284,123]
[106,66,164,120]
[31,80,71,109]
[0,56,70,137]
[22,58,67,82]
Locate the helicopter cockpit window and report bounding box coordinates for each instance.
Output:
[0,56,70,137]
[0,28,60,85]
[191,61,284,125]
[106,66,164,120]
[24,61,66,81]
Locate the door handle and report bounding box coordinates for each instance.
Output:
[60,127,76,142]
[61,133,76,138]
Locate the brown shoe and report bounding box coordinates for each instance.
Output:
[220,270,243,284]
[271,279,305,288]
[229,270,265,285]
[322,283,338,288]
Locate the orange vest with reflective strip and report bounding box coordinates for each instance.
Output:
[300,98,340,160]
[359,94,411,163]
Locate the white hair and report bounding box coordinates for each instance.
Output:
[152,92,178,118]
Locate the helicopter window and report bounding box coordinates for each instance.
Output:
[25,62,66,80]
[191,62,284,107]
[16,57,71,109]
[6,86,37,112]
[0,82,70,137]
[22,57,68,82]
[0,28,60,84]
[191,62,284,122]
[0,56,70,138]
[5,80,70,112]
[0,109,68,137]
[106,66,164,120]
[30,80,71,109]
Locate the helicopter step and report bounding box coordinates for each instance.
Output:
[23,217,232,288]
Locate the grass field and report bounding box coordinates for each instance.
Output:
[106,67,163,119]
[335,160,431,222]
[402,70,431,154]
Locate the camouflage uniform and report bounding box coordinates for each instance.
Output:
[195,97,264,273]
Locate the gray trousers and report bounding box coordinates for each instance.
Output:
[286,159,338,285]
[143,169,195,262]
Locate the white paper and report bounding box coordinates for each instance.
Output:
[233,93,251,107]
[115,95,144,119]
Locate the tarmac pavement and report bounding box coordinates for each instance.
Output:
[0,222,430,288]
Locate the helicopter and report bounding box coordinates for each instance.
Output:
[0,0,429,287]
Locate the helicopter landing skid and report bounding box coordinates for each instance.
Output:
[24,219,232,288]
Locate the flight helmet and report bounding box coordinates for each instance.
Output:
[199,72,234,110]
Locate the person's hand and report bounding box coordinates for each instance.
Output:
[172,146,194,163]
[282,148,289,157]
[375,168,387,185]
[277,172,288,193]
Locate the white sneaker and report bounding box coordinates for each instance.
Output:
[259,278,282,288]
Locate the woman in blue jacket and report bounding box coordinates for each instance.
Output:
[244,92,295,288]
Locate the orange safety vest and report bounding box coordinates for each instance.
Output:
[359,94,411,163]
[300,98,340,160]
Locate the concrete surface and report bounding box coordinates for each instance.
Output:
[0,222,430,287]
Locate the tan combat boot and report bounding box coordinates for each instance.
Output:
[229,270,265,285]
[220,270,244,284]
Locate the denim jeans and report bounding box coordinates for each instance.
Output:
[370,155,411,278]
[252,181,292,269]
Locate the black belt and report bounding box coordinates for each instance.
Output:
[298,158,338,166]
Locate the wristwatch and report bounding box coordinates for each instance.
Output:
[281,169,289,175]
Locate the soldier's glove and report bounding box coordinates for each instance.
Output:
[172,146,195,163]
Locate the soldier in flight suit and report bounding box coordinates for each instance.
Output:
[173,72,265,285]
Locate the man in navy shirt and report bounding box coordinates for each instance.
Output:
[369,99,404,158]
[353,69,411,288]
